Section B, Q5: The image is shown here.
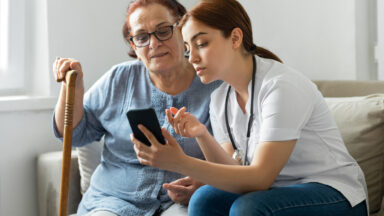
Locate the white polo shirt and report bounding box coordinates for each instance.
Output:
[210,56,368,208]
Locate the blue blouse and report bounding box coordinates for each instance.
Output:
[53,60,220,215]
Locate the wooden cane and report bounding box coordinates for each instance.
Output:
[58,70,78,216]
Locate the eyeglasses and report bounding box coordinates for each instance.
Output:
[129,23,177,48]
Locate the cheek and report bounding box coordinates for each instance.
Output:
[204,49,224,69]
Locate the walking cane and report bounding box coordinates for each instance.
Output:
[57,70,78,216]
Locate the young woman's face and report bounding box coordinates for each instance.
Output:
[182,18,234,84]
[128,4,185,73]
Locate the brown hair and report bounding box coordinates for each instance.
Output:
[179,0,282,63]
[122,0,187,58]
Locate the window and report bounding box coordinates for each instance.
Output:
[377,0,384,80]
[0,0,25,96]
[0,0,8,76]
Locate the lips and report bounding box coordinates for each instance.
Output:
[194,66,206,76]
[150,52,168,59]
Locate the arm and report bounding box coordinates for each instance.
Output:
[53,58,85,137]
[166,107,239,165]
[132,125,296,194]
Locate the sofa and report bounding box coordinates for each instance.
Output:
[37,80,384,216]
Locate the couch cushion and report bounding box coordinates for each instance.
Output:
[325,94,384,213]
[77,141,103,194]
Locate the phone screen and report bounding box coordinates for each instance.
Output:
[126,108,166,146]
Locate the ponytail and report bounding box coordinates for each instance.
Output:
[250,45,282,63]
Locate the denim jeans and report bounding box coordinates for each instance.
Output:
[188,183,367,216]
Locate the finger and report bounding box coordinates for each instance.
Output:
[130,133,151,152]
[173,107,186,122]
[138,124,162,147]
[54,57,61,81]
[137,157,151,166]
[170,107,178,115]
[58,60,71,81]
[163,184,189,194]
[69,59,82,73]
[162,128,178,147]
[177,117,187,137]
[173,108,186,134]
[166,109,174,126]
[176,176,193,186]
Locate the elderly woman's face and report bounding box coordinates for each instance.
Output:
[128,4,185,73]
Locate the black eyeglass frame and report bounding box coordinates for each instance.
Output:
[129,22,178,48]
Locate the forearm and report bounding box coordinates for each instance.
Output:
[176,156,269,194]
[54,84,84,137]
[196,129,239,165]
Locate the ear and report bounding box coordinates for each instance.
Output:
[129,41,141,61]
[129,40,137,52]
[230,27,243,49]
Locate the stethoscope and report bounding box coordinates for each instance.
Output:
[225,55,256,166]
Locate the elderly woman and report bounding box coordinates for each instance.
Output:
[53,0,219,215]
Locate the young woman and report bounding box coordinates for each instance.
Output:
[131,0,368,215]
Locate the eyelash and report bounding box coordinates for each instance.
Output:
[197,42,208,48]
[184,42,208,55]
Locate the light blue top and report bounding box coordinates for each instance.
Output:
[53,60,220,216]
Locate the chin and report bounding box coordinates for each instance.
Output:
[199,76,215,84]
[150,62,173,73]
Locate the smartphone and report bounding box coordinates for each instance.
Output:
[126,108,166,146]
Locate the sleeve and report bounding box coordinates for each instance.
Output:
[259,79,315,142]
[52,65,123,147]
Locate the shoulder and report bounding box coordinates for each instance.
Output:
[92,60,145,87]
[106,59,146,79]
[210,82,230,110]
[258,58,317,98]
[211,82,229,100]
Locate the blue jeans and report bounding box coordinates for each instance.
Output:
[188,183,367,216]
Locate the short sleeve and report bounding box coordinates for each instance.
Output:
[259,80,315,142]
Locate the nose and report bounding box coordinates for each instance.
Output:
[149,34,161,49]
[188,48,200,64]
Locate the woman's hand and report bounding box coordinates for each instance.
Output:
[163,176,205,206]
[131,125,186,172]
[166,107,207,138]
[53,57,85,136]
[53,57,84,88]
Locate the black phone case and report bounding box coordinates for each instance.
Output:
[127,108,166,146]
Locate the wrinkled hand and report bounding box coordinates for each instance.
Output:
[53,57,83,87]
[163,176,204,206]
[166,107,206,138]
[131,125,186,172]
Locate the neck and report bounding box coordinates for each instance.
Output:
[225,54,254,108]
[149,60,195,96]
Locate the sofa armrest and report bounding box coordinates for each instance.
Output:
[37,150,82,216]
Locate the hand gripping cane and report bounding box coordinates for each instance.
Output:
[57,70,78,216]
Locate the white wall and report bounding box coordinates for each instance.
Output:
[239,0,377,80]
[0,1,197,216]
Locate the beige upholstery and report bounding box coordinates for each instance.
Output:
[37,151,81,216]
[37,80,384,216]
[314,80,384,215]
[314,80,384,97]
[325,95,384,212]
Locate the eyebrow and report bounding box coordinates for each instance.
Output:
[190,32,208,42]
[135,22,171,34]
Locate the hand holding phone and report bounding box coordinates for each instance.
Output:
[127,108,166,146]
